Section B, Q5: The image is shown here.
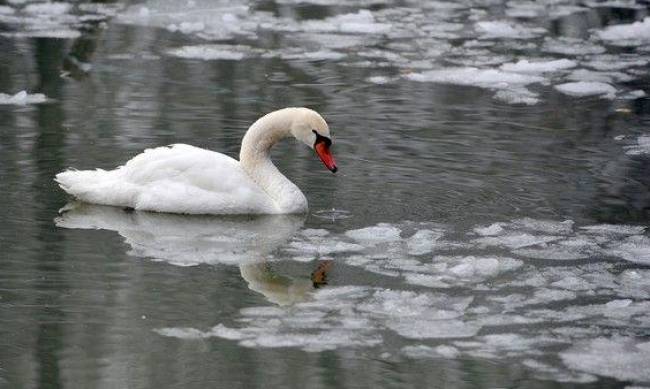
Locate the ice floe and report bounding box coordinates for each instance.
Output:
[475,21,546,39]
[500,59,577,74]
[624,136,650,156]
[561,337,650,382]
[0,90,47,105]
[406,67,544,105]
[596,17,650,46]
[301,10,391,35]
[554,82,617,98]
[167,44,254,60]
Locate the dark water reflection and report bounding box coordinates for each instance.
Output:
[1,0,650,388]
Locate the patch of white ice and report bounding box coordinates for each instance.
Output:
[406,67,544,105]
[561,337,650,382]
[23,2,71,15]
[596,17,650,46]
[345,223,402,245]
[402,344,461,359]
[167,44,252,60]
[0,90,47,105]
[580,224,646,235]
[500,59,577,74]
[554,82,616,98]
[623,136,650,156]
[475,20,546,39]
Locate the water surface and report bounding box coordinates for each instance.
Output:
[1,0,650,388]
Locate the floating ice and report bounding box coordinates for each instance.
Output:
[500,59,577,74]
[405,255,523,288]
[345,223,401,245]
[406,229,443,256]
[406,67,544,94]
[514,239,596,260]
[584,0,644,8]
[167,44,252,60]
[522,359,597,383]
[494,89,540,105]
[23,2,71,15]
[154,323,247,340]
[512,218,575,235]
[402,344,461,359]
[624,136,650,156]
[561,337,650,382]
[0,90,47,105]
[475,21,545,39]
[474,233,562,249]
[580,224,646,235]
[596,17,650,46]
[302,10,391,35]
[4,29,82,39]
[605,235,650,265]
[389,319,480,339]
[474,223,505,236]
[585,54,648,71]
[367,76,392,84]
[278,49,345,61]
[621,90,647,99]
[554,82,616,98]
[505,2,544,18]
[566,69,632,84]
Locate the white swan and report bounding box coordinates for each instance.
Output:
[55,107,337,214]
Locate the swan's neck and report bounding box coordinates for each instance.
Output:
[239,110,307,213]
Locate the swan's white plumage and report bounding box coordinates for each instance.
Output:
[55,108,331,215]
[56,144,276,214]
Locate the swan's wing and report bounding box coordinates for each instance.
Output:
[57,144,276,214]
[123,144,276,214]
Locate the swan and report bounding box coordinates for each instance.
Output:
[55,107,337,214]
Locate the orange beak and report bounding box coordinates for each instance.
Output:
[315,139,337,173]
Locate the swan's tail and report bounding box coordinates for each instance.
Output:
[55,169,130,206]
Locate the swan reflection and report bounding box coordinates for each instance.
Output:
[55,202,332,304]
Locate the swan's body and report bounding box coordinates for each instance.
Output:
[55,108,337,215]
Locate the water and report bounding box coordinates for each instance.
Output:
[1,0,650,388]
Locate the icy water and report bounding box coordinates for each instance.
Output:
[2,0,650,388]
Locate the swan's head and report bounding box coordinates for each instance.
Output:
[289,108,337,173]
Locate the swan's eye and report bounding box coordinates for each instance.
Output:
[312,130,332,147]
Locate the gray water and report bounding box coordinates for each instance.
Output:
[1,1,650,388]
